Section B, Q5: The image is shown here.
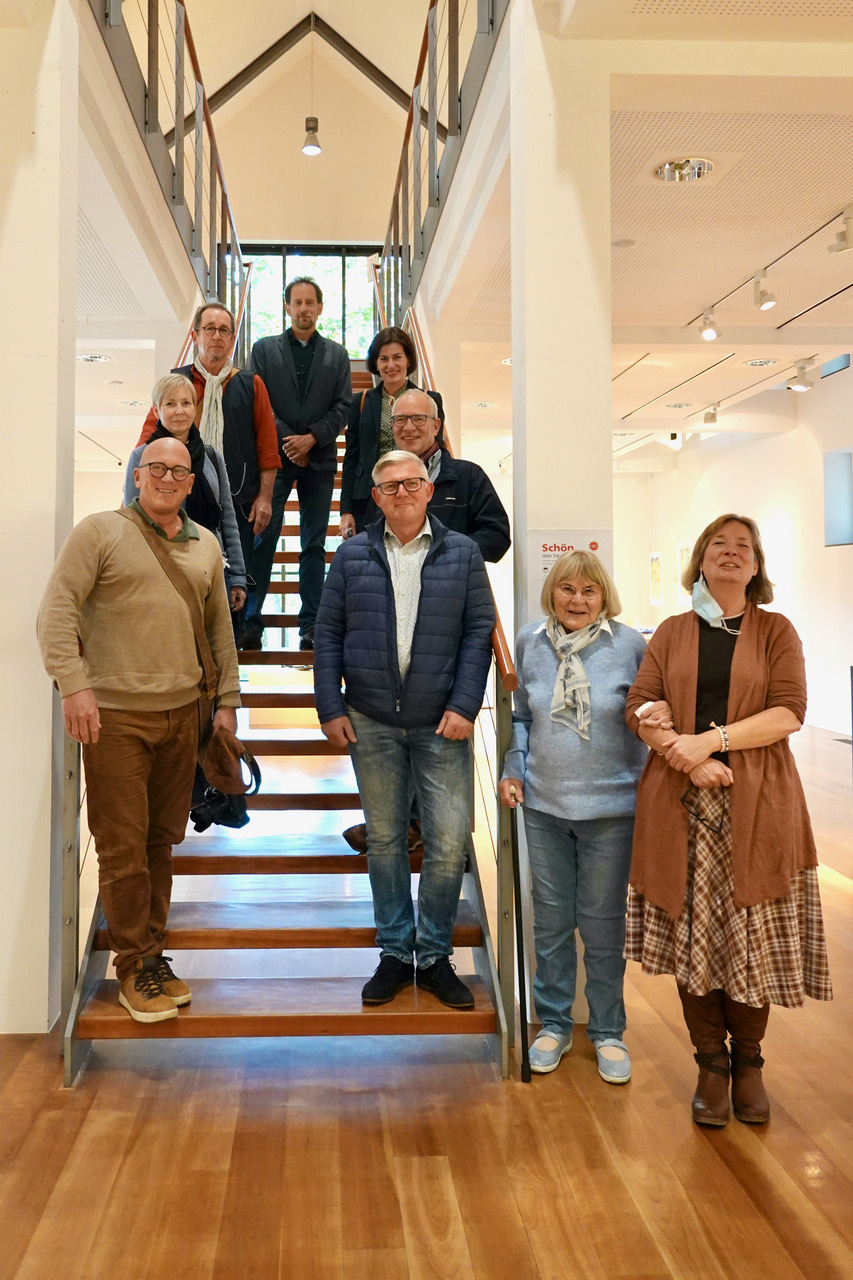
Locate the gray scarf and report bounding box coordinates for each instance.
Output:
[545,612,609,739]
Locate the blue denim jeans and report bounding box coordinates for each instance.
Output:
[245,464,335,636]
[522,805,634,1042]
[346,707,471,966]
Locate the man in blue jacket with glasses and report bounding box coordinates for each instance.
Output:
[314,450,495,1009]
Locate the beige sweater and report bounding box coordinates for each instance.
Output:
[37,510,241,712]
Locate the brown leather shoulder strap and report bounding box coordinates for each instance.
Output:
[116,507,219,699]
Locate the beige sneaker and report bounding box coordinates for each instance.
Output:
[154,954,191,1006]
[118,958,179,1023]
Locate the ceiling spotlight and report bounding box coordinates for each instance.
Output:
[302,116,321,156]
[655,158,714,183]
[753,272,776,311]
[501,357,512,366]
[704,405,718,425]
[828,205,853,254]
[700,310,719,341]
[786,361,814,392]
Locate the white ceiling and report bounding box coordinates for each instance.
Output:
[75,1,853,476]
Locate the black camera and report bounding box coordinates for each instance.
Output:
[189,786,250,832]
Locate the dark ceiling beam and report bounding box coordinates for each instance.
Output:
[166,11,447,148]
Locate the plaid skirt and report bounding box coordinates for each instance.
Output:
[625,785,833,1008]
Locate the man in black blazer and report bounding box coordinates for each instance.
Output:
[243,277,351,649]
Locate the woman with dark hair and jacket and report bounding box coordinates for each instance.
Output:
[626,514,831,1127]
[340,326,444,537]
[125,373,247,610]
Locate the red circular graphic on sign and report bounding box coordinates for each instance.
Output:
[589,541,599,551]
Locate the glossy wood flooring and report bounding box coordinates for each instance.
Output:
[1,726,851,1280]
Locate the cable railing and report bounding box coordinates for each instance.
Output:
[378,0,510,326]
[85,0,248,341]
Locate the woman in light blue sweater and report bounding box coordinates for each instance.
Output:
[500,550,647,1080]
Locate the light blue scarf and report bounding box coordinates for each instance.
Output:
[545,613,610,739]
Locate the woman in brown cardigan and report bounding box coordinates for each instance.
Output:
[625,514,831,1127]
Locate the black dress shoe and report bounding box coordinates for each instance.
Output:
[361,955,415,1004]
[299,626,315,651]
[237,628,263,651]
[416,957,474,1009]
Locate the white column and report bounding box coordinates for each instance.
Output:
[0,0,78,1032]
[510,1,612,626]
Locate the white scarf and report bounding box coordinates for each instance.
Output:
[544,613,610,739]
[194,357,234,457]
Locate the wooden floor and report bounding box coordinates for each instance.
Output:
[1,726,851,1280]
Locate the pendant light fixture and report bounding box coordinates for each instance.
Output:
[302,17,321,157]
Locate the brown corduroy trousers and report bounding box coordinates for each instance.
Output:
[83,702,198,981]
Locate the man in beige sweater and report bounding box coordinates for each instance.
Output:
[38,438,241,1024]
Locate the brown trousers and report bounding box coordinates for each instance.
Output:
[677,984,770,1055]
[83,702,198,981]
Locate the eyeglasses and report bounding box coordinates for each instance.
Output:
[375,477,427,495]
[198,325,234,337]
[139,462,192,480]
[390,413,432,428]
[556,583,601,600]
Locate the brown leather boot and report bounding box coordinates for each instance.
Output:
[692,1051,731,1126]
[730,1045,770,1124]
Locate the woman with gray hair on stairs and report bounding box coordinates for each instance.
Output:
[125,372,247,612]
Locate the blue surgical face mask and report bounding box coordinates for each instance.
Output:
[691,573,726,628]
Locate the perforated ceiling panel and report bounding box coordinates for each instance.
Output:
[633,1,851,15]
[77,208,144,321]
[611,108,853,326]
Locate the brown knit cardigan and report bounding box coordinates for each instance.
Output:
[625,605,817,919]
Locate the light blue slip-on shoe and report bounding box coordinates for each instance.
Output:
[528,1030,573,1075]
[594,1037,632,1085]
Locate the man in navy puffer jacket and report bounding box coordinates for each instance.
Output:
[314,450,495,1009]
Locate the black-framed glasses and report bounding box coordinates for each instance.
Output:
[390,413,431,428]
[375,477,427,496]
[198,324,234,337]
[139,462,192,480]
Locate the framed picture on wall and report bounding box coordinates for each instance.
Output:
[649,552,661,605]
[677,541,692,597]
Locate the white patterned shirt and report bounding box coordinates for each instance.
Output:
[383,517,432,677]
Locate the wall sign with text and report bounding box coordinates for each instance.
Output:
[526,529,614,619]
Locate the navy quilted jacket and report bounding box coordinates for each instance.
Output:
[314,515,495,728]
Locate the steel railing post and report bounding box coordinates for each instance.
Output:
[173,4,185,205]
[146,0,159,132]
[192,81,203,253]
[427,5,438,207]
[448,0,460,135]
[412,85,423,259]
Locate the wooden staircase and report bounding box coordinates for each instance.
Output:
[68,362,504,1073]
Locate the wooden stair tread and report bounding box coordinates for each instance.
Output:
[77,976,495,1039]
[274,551,336,564]
[241,737,343,755]
[173,833,424,875]
[246,793,361,810]
[239,690,316,707]
[94,900,482,951]
[238,650,315,665]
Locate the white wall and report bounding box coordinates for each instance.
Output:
[613,372,853,735]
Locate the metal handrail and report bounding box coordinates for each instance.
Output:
[378,0,510,325]
[84,0,248,315]
[176,259,256,369]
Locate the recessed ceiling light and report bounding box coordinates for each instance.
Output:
[77,354,110,363]
[467,402,495,408]
[121,399,147,407]
[501,357,512,366]
[743,358,779,367]
[655,158,714,183]
[611,239,635,249]
[666,402,693,409]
